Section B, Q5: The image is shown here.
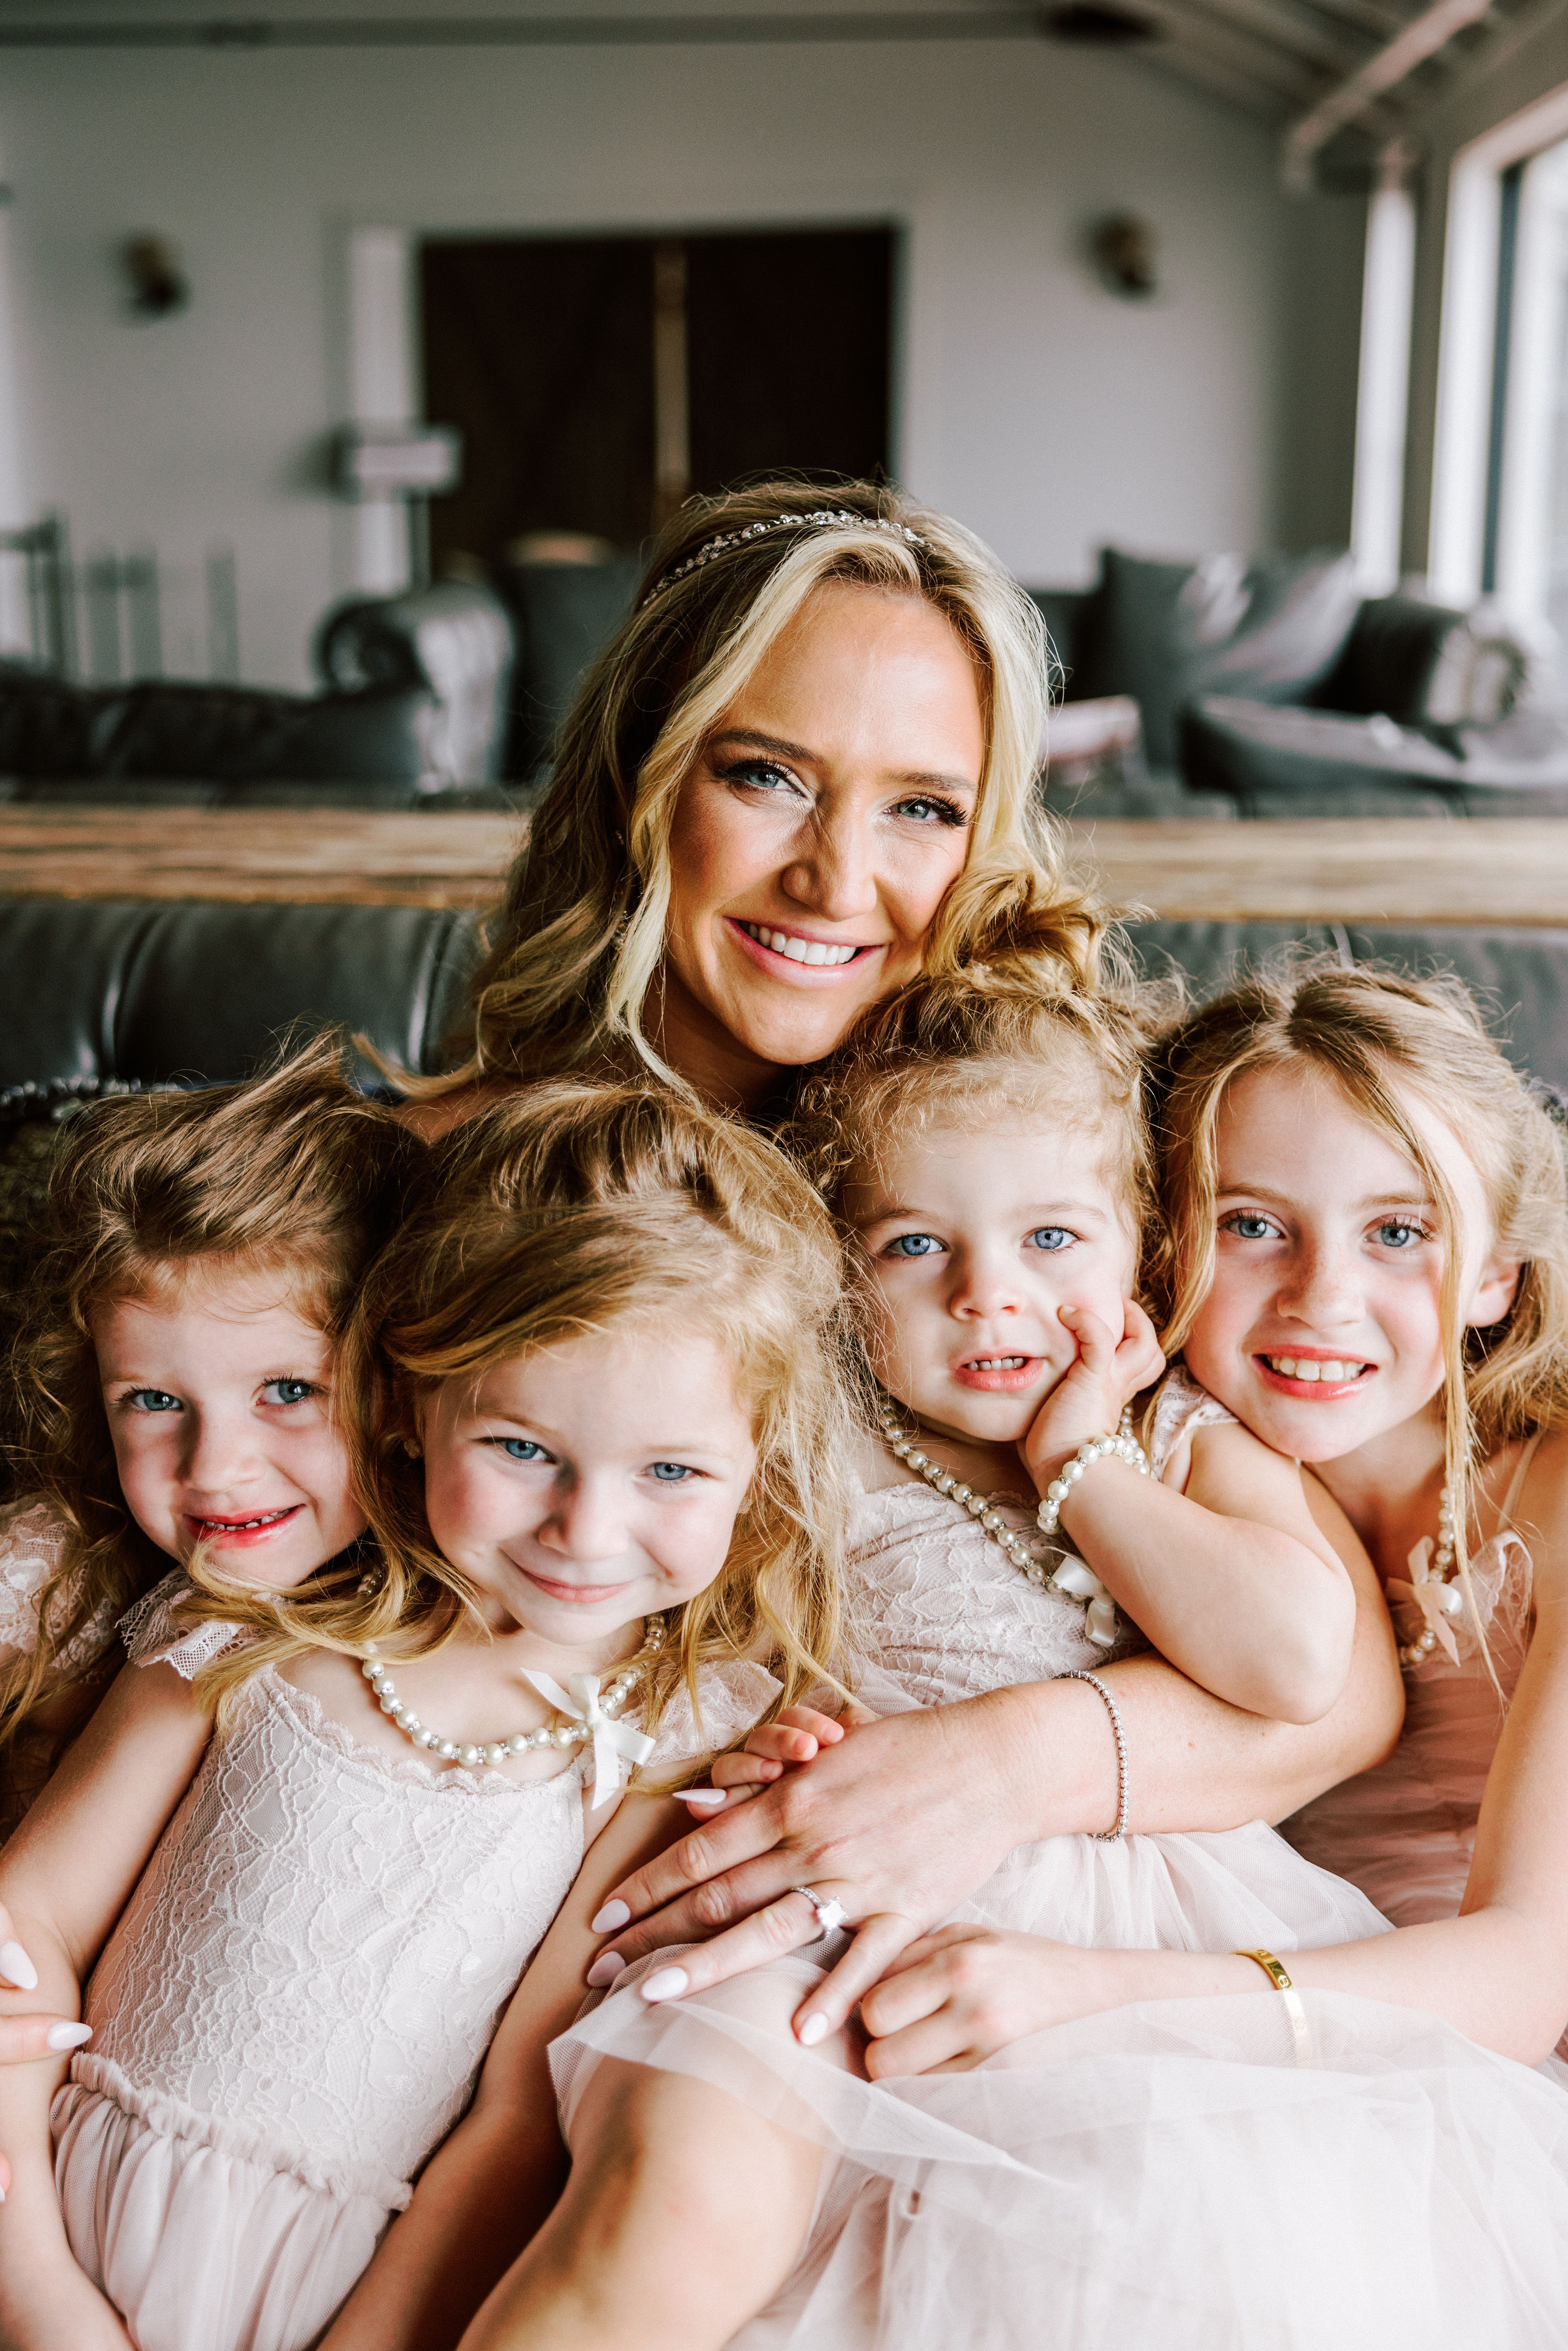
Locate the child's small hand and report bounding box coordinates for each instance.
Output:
[675,1704,874,1815]
[858,1927,1113,2075]
[1021,1299,1164,1495]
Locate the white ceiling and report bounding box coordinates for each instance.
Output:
[0,0,1548,154]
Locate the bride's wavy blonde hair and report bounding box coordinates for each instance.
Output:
[1147,959,1568,1665]
[189,1080,856,1767]
[431,478,1102,1095]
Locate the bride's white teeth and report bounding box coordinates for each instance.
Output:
[1266,1357,1366,1384]
[741,923,857,967]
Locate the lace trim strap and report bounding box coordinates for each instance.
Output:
[0,1497,76,1654]
[639,1660,782,1773]
[1148,1364,1238,1485]
[118,1570,242,1681]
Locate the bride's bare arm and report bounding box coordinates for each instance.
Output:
[584,1482,1402,2038]
[867,1439,1568,2073]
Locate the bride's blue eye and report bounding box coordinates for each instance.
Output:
[886,1232,943,1258]
[1027,1228,1072,1253]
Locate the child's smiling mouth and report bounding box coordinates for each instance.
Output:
[184,1505,303,1544]
[952,1354,1043,1393]
[1255,1353,1376,1398]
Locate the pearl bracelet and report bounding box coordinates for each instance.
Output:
[1053,1668,1128,1840]
[1036,1417,1150,1540]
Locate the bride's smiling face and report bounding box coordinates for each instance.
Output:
[660,582,985,1094]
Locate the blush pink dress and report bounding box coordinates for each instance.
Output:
[51,1573,776,2351]
[549,1383,1568,2348]
[1282,1432,1539,1931]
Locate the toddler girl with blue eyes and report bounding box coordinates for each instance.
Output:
[0,1076,852,2351]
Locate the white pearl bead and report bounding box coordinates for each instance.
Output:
[1048,1479,1067,1503]
[951,1484,972,1505]
[907,1450,928,1471]
[484,1743,507,1766]
[459,1744,481,1767]
[437,1740,458,1759]
[506,1733,529,1754]
[379,1694,400,1714]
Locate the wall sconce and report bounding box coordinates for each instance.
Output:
[1087,213,1159,299]
[121,234,189,319]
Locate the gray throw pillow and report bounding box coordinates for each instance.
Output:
[1087,547,1361,769]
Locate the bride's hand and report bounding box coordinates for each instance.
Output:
[858,1927,1118,2075]
[0,1906,91,2071]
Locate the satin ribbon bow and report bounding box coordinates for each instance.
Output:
[1049,1555,1120,1648]
[523,1670,656,1808]
[1386,1535,1465,1667]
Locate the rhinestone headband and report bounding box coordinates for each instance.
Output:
[642,508,925,605]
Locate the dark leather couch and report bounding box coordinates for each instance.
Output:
[5,898,1566,1102]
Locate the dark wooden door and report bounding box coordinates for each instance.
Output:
[421,225,894,569]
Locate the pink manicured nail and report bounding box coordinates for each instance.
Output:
[641,1968,689,2003]
[46,2023,91,2052]
[0,1941,37,1992]
[590,1900,631,1934]
[679,1788,727,1808]
[585,1951,626,1989]
[797,2013,829,2047]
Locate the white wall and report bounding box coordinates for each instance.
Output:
[0,35,1345,686]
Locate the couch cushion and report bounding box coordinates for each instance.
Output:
[1181,694,1568,813]
[104,682,440,784]
[1083,548,1360,769]
[0,897,477,1090]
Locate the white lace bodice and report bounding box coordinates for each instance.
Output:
[846,1482,1145,1706]
[0,1496,120,1678]
[81,1606,776,2207]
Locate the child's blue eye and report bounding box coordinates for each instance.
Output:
[1377,1221,1424,1249]
[263,1379,315,1407]
[649,1462,695,1482]
[126,1388,182,1414]
[500,1439,549,1462]
[1223,1213,1277,1241]
[886,1232,943,1258]
[1027,1228,1072,1253]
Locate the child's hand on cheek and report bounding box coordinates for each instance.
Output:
[1019,1300,1164,1497]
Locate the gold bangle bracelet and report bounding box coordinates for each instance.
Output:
[1234,1947,1311,2068]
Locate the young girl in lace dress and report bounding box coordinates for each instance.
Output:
[0,1080,853,2351]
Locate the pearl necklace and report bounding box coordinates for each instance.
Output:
[878,1406,1059,1586]
[1396,1484,1460,1669]
[359,1614,667,1768]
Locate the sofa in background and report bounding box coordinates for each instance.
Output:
[1031,547,1568,822]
